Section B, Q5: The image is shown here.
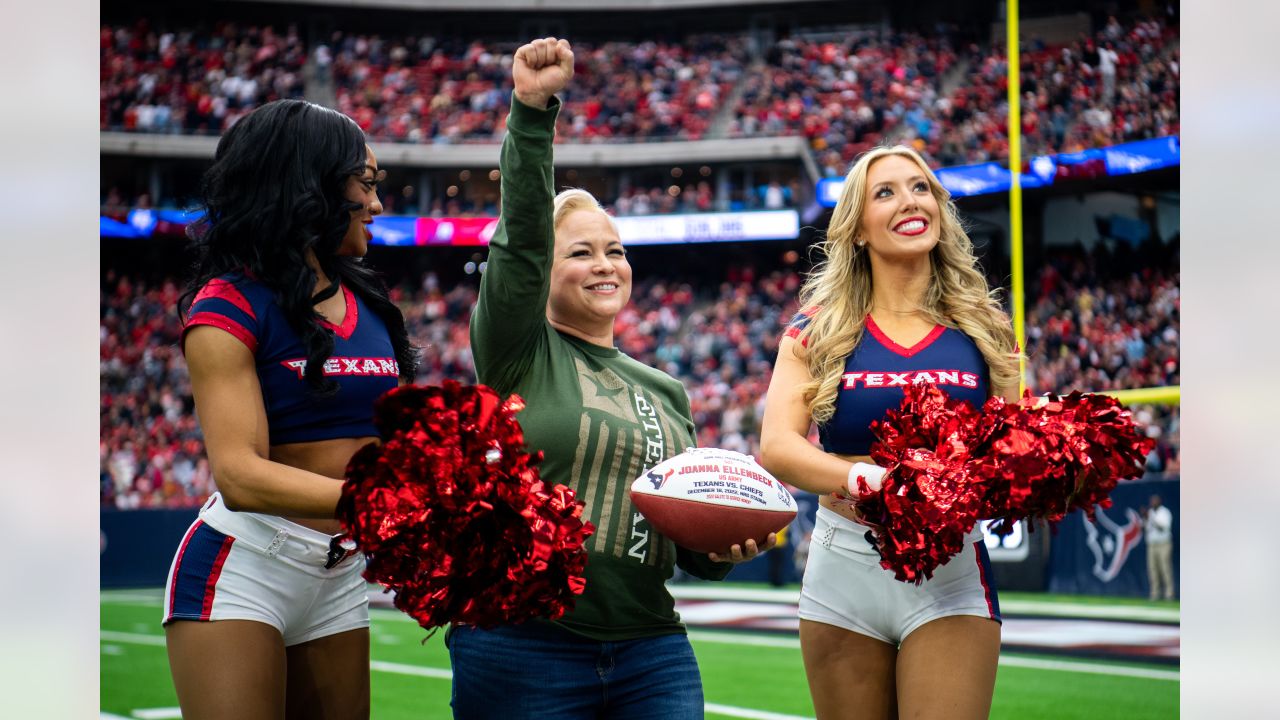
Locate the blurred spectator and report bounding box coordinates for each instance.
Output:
[101,271,210,508]
[1025,243,1179,395]
[1025,242,1180,472]
[905,15,1178,170]
[101,20,307,134]
[103,17,1177,174]
[328,32,746,143]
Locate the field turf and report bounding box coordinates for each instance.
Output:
[101,588,1177,719]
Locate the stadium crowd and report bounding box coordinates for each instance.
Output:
[102,243,1179,509]
[730,29,958,170]
[329,33,747,143]
[1024,245,1179,394]
[100,271,208,509]
[902,16,1180,169]
[608,178,800,215]
[103,14,1178,167]
[1023,241,1180,475]
[100,21,308,134]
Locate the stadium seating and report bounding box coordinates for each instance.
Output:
[102,15,1178,168]
[101,20,308,134]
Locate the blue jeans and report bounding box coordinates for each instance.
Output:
[447,622,705,719]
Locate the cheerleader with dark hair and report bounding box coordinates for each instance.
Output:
[162,98,417,720]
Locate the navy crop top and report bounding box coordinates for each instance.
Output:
[182,273,400,444]
[785,309,990,455]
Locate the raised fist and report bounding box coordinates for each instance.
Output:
[513,37,574,110]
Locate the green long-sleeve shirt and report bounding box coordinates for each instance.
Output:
[470,95,731,641]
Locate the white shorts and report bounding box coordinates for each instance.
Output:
[798,506,1000,646]
[162,494,369,646]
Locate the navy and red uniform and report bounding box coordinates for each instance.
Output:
[162,273,397,645]
[785,309,989,455]
[786,309,1001,645]
[183,273,400,443]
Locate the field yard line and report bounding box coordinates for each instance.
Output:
[131,709,183,719]
[999,600,1179,623]
[690,629,801,648]
[109,587,1178,623]
[100,590,163,605]
[670,586,801,603]
[99,628,1178,682]
[705,703,813,720]
[668,586,1178,622]
[370,660,453,679]
[999,655,1179,681]
[689,631,1178,682]
[101,630,167,647]
[367,662,813,720]
[370,607,426,623]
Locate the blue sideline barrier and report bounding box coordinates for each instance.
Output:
[1047,477,1179,598]
[103,479,1173,597]
[101,507,199,588]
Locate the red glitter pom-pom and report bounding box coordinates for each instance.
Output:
[854,384,1154,584]
[971,391,1154,531]
[853,385,990,583]
[337,381,593,631]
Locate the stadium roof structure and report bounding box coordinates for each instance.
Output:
[100,132,822,178]
[227,0,819,10]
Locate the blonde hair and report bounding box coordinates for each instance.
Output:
[795,146,1021,423]
[553,188,613,230]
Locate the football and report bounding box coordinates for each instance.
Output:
[630,447,796,554]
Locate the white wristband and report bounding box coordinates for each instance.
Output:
[847,462,887,496]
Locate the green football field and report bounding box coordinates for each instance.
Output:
[101,587,1178,719]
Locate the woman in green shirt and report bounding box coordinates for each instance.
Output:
[449,37,773,719]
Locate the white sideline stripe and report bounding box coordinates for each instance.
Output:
[1001,600,1179,623]
[370,661,813,720]
[689,631,1178,682]
[691,630,800,648]
[100,591,164,605]
[131,709,183,719]
[669,586,801,603]
[101,630,167,647]
[667,586,1179,622]
[1000,655,1179,681]
[370,660,453,679]
[371,607,423,623]
[99,629,1178,682]
[705,703,812,720]
[107,587,1180,623]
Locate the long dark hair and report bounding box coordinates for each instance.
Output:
[181,99,418,394]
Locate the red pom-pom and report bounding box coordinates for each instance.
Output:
[855,384,1154,584]
[972,391,1154,530]
[854,447,986,584]
[853,385,989,583]
[337,381,593,631]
